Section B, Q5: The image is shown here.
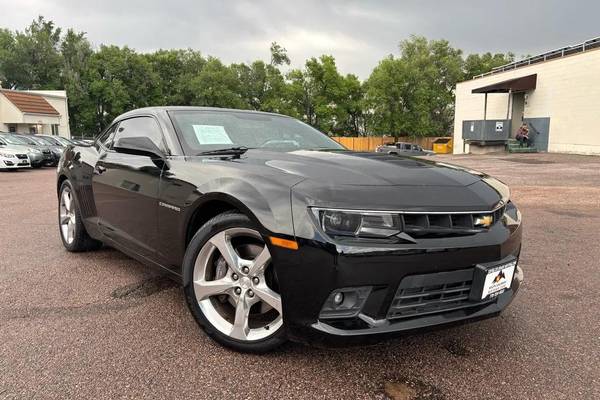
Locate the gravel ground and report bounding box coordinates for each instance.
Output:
[0,153,599,400]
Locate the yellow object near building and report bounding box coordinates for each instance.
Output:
[433,138,453,154]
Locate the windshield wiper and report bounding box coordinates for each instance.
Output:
[196,146,250,157]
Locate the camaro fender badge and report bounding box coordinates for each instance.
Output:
[159,201,181,212]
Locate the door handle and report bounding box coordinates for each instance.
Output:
[95,165,107,175]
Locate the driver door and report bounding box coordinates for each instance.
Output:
[92,116,167,259]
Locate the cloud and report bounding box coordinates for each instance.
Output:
[0,0,599,79]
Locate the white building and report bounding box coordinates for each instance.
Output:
[0,89,71,138]
[453,37,600,155]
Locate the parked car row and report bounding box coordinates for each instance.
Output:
[0,132,84,171]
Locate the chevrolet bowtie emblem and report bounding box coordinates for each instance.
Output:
[474,215,493,227]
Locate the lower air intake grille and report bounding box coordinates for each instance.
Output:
[387,269,489,320]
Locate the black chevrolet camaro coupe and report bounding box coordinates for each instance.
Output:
[56,107,523,352]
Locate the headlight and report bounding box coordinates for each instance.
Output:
[0,152,16,158]
[29,148,41,154]
[311,208,401,238]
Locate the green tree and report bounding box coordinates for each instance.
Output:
[186,57,244,108]
[269,42,290,66]
[0,28,15,86]
[365,36,464,137]
[60,29,94,134]
[1,16,62,89]
[363,56,408,135]
[86,45,159,131]
[338,74,365,135]
[232,60,290,113]
[463,52,515,78]
[145,49,207,106]
[287,55,352,134]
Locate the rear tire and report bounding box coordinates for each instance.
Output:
[183,212,287,353]
[58,180,102,252]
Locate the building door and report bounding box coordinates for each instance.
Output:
[511,92,525,138]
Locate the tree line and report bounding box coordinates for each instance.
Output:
[0,17,514,137]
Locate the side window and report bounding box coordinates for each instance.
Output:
[96,124,118,150]
[113,117,165,152]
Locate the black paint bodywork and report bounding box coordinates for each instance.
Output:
[57,107,523,344]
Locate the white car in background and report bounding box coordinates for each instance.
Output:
[0,146,31,171]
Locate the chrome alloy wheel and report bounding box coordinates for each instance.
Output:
[193,227,283,341]
[59,187,76,244]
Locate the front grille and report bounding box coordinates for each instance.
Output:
[42,150,51,154]
[387,269,490,320]
[16,154,28,159]
[400,206,505,237]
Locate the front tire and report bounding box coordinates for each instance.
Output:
[183,212,286,353]
[58,180,102,252]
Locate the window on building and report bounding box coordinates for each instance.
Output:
[29,126,37,134]
[8,125,16,133]
[51,124,59,135]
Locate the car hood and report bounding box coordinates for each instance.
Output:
[253,149,482,187]
[184,149,507,214]
[0,147,24,155]
[0,144,33,153]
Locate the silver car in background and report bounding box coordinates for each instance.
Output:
[6,134,57,166]
[0,134,44,168]
[376,142,435,156]
[0,141,31,170]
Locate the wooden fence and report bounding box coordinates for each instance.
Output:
[331,136,451,152]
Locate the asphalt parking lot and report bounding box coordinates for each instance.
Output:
[1,153,599,400]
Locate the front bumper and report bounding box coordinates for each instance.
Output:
[28,153,44,166]
[271,220,522,346]
[1,157,31,169]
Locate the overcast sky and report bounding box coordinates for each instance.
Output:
[1,0,598,79]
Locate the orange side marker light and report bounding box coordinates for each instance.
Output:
[269,236,299,250]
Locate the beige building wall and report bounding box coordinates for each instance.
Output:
[0,90,71,137]
[0,94,23,131]
[27,90,71,138]
[453,48,600,155]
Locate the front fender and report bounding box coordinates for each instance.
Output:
[157,159,305,270]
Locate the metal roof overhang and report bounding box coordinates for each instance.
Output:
[472,74,537,94]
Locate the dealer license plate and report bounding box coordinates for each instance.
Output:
[481,261,516,299]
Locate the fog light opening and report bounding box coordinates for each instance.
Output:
[319,286,372,320]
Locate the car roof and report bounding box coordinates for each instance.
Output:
[118,106,293,120]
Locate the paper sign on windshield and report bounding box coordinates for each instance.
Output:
[192,125,233,145]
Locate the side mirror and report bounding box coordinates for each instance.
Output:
[113,136,164,159]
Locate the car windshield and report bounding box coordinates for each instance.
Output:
[40,136,61,145]
[52,137,72,146]
[1,135,27,145]
[33,136,54,145]
[169,110,344,154]
[14,135,38,145]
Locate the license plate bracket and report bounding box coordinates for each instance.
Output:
[470,258,517,301]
